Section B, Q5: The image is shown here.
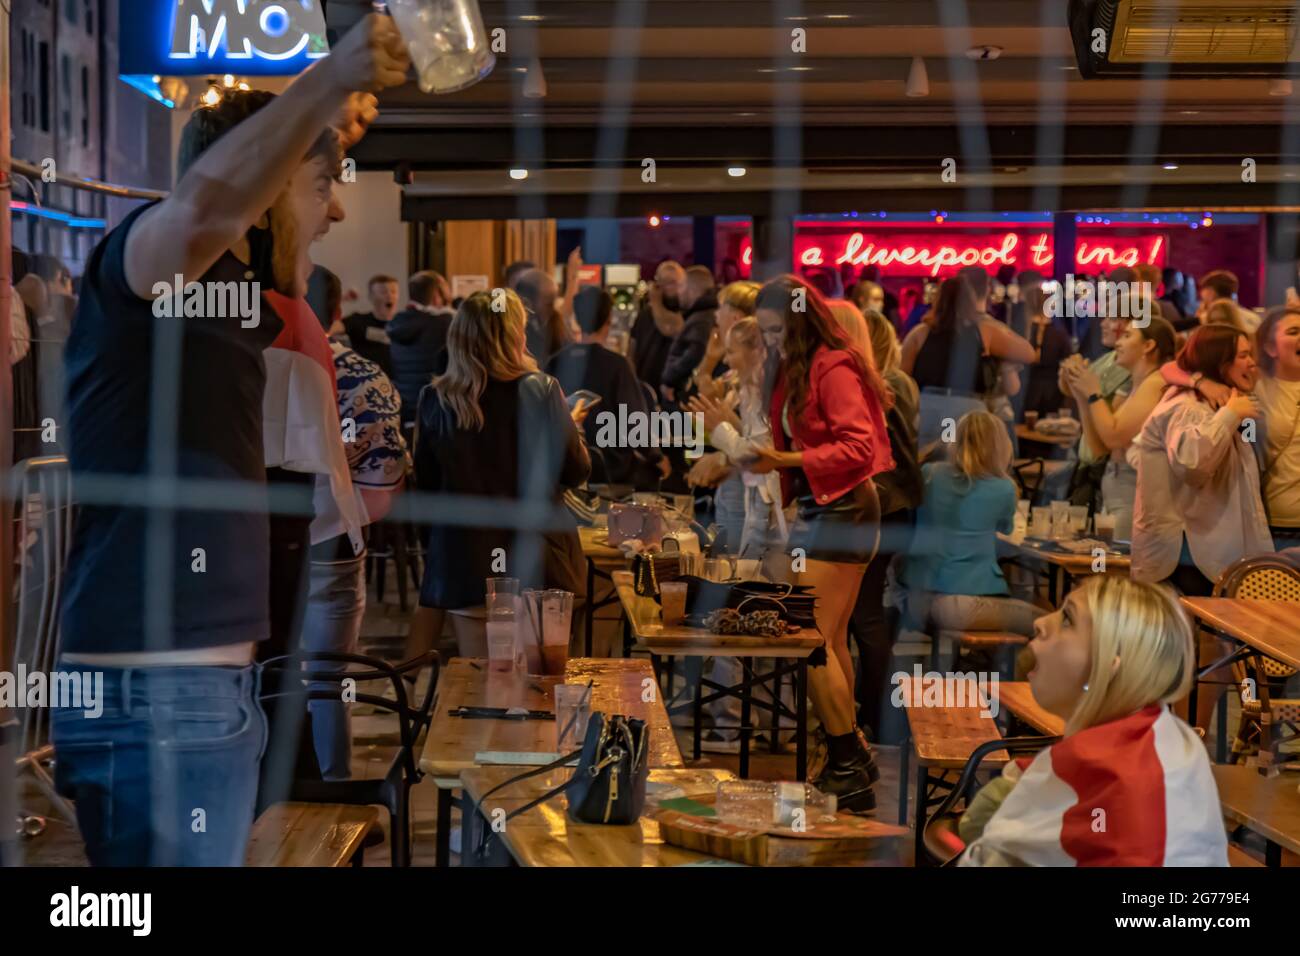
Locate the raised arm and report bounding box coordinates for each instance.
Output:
[980,317,1037,365]
[122,15,409,299]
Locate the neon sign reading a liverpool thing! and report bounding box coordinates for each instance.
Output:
[169,0,329,62]
[794,231,1166,277]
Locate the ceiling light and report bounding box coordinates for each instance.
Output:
[523,57,547,99]
[199,86,222,107]
[1270,78,1293,97]
[966,45,1003,60]
[648,215,662,227]
[1162,163,1179,170]
[509,168,528,180]
[222,74,235,87]
[728,167,746,177]
[906,57,929,98]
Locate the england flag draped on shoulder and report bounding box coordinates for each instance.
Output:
[961,705,1229,867]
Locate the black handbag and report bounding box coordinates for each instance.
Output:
[631,551,681,598]
[470,713,650,860]
[682,576,818,629]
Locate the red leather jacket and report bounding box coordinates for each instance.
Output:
[770,346,894,506]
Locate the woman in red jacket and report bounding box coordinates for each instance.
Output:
[747,275,895,812]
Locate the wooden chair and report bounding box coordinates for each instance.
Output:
[1212,554,1300,770]
[246,802,381,867]
[920,736,1059,866]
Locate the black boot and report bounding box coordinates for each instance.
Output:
[854,726,882,785]
[813,731,877,813]
[814,753,878,814]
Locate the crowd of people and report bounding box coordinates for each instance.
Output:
[8,12,1298,868]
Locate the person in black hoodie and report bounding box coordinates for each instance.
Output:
[342,273,400,375]
[415,288,591,656]
[388,269,454,431]
[658,265,720,406]
[547,286,671,487]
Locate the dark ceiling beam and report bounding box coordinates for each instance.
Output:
[353,123,1300,170]
[400,182,1276,221]
[326,0,1060,34]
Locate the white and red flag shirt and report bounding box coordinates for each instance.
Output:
[960,705,1228,866]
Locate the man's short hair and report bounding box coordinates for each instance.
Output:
[177,89,341,180]
[1106,267,1137,286]
[409,270,446,305]
[368,274,399,290]
[503,260,536,289]
[573,286,613,335]
[685,264,715,289]
[1198,269,1239,299]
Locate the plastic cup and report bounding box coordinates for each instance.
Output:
[1094,512,1116,544]
[385,0,497,95]
[554,684,592,752]
[1068,505,1090,534]
[1024,410,1040,428]
[487,625,515,673]
[660,581,688,626]
[541,590,574,675]
[1030,506,1052,539]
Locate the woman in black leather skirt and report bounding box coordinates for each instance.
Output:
[746,276,896,812]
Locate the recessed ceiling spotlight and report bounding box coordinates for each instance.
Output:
[1059,64,1078,71]
[509,168,528,180]
[966,45,1003,60]
[1162,163,1179,170]
[728,167,747,178]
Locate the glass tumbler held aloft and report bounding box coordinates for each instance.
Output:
[382,0,497,94]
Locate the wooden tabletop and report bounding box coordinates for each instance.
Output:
[997,533,1131,575]
[997,681,1066,737]
[612,570,822,658]
[419,658,683,780]
[578,525,627,566]
[1015,423,1078,447]
[461,767,736,867]
[1180,598,1300,670]
[1212,764,1300,856]
[898,676,1008,769]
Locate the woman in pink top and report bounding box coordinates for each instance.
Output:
[748,275,895,812]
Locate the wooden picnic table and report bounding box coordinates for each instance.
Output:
[613,569,818,779]
[579,525,630,655]
[1179,598,1300,671]
[997,532,1131,604]
[460,767,736,867]
[419,657,681,866]
[1015,423,1078,448]
[997,681,1066,737]
[1213,764,1300,866]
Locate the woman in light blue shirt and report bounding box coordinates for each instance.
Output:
[904,410,1039,647]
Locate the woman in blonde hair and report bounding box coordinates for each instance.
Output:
[902,410,1038,651]
[413,289,591,656]
[959,575,1227,866]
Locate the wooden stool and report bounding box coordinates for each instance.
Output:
[245,802,382,867]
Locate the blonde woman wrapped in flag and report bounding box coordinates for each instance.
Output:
[959,576,1228,867]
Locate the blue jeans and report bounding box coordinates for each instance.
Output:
[713,472,747,555]
[299,556,367,780]
[51,663,266,866]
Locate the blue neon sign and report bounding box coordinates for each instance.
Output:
[120,0,330,77]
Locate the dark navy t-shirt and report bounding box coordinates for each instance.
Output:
[60,202,283,652]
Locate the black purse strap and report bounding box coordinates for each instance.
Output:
[471,747,585,860]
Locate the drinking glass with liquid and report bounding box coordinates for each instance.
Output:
[486,577,519,673]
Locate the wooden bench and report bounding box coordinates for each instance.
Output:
[245,802,381,867]
[933,630,1028,676]
[897,676,1007,864]
[1227,843,1265,868]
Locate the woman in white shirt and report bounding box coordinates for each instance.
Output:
[1132,324,1272,596]
[1063,316,1177,540]
[687,318,786,558]
[1250,308,1300,552]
